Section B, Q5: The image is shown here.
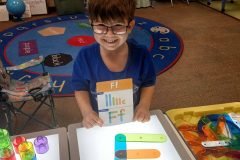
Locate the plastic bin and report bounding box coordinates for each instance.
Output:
[166,102,240,160]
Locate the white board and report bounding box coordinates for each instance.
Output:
[76,115,182,160]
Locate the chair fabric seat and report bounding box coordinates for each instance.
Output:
[7,75,51,102]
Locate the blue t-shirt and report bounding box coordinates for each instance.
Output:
[72,40,156,112]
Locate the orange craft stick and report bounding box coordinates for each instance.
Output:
[126,149,160,159]
[216,116,231,138]
[202,124,217,141]
[178,125,198,131]
[181,131,199,141]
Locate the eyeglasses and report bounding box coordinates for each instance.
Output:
[91,23,130,35]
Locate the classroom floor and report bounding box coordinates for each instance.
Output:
[0,1,240,134]
[199,0,240,19]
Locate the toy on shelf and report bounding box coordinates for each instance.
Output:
[6,0,26,21]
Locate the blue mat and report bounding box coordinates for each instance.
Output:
[0,14,183,96]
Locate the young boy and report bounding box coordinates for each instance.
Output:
[72,0,156,128]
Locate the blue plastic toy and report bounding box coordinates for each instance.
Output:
[6,0,26,21]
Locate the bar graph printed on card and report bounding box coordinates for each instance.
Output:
[105,94,127,107]
[97,79,134,126]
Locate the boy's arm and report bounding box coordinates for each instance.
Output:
[75,91,103,128]
[133,85,155,122]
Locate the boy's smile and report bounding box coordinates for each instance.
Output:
[96,32,127,52]
[102,37,118,45]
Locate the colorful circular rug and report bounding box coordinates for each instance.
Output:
[0,14,183,96]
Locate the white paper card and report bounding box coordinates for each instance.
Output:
[0,5,9,22]
[23,0,47,15]
[22,3,32,18]
[97,79,134,126]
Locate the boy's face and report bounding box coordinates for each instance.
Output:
[91,18,135,52]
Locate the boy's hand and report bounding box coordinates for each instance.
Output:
[82,111,104,128]
[133,105,150,122]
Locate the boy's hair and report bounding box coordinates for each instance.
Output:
[88,0,136,23]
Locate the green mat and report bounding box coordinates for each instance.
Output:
[199,0,240,20]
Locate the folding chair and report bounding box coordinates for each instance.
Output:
[0,56,57,135]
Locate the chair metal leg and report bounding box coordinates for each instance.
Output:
[49,95,58,127]
[1,103,14,135]
[12,95,58,133]
[5,106,13,135]
[19,101,27,110]
[15,107,54,132]
[16,97,49,131]
[221,0,226,12]
[150,0,154,8]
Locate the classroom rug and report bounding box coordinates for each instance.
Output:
[0,14,183,96]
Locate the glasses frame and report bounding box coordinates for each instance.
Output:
[91,19,132,35]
